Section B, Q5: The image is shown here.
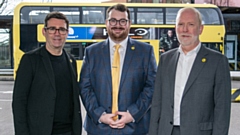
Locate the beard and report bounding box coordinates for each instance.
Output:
[107,27,129,42]
[177,33,199,47]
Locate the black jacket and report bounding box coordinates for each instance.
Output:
[12,46,82,135]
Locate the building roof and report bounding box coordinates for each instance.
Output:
[0,15,12,28]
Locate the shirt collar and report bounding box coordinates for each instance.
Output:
[109,37,128,50]
[178,42,201,55]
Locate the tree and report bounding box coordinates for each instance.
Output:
[0,0,22,15]
[0,0,7,14]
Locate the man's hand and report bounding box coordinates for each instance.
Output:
[99,113,116,125]
[109,111,134,129]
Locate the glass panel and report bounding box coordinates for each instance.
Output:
[80,42,96,60]
[137,8,163,24]
[82,7,105,24]
[21,6,81,24]
[64,43,81,60]
[20,24,38,52]
[202,42,222,52]
[53,7,80,24]
[0,28,11,68]
[197,8,221,25]
[166,8,180,24]
[28,10,50,24]
[166,7,221,25]
[64,42,95,60]
[21,6,50,24]
[129,8,134,24]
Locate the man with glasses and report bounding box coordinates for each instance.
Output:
[12,11,82,135]
[79,3,157,135]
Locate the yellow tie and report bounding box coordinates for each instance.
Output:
[112,44,120,121]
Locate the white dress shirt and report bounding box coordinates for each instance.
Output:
[173,43,201,126]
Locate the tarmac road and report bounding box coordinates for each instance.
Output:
[0,80,240,135]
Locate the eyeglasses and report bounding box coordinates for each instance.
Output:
[44,27,68,35]
[108,18,128,26]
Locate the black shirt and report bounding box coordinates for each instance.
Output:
[48,51,73,134]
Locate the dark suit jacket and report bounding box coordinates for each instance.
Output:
[12,46,82,135]
[79,38,157,135]
[149,45,231,135]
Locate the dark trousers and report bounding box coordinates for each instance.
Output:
[171,126,180,135]
[88,133,147,135]
[52,131,72,135]
[88,134,147,135]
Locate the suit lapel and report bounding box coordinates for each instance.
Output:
[119,38,135,90]
[101,40,112,86]
[169,50,180,102]
[183,45,208,96]
[64,50,79,98]
[63,49,76,80]
[40,47,56,91]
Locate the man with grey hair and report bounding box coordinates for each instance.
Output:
[149,7,231,135]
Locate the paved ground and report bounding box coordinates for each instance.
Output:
[0,76,13,81]
[0,76,239,135]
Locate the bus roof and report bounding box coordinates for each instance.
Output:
[15,2,219,10]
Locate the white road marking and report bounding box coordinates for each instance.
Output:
[0,99,12,102]
[2,91,13,94]
[0,91,13,94]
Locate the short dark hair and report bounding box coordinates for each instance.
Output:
[44,11,69,29]
[106,3,130,20]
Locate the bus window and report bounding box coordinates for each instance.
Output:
[80,42,95,59]
[20,24,38,52]
[21,6,50,24]
[0,28,11,68]
[82,7,105,24]
[166,8,180,24]
[64,43,81,59]
[29,10,49,24]
[202,42,222,52]
[197,8,221,25]
[128,8,134,24]
[52,7,80,24]
[137,8,163,24]
[166,8,222,25]
[63,42,95,60]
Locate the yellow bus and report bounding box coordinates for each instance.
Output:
[13,2,225,78]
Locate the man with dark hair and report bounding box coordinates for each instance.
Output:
[12,11,82,135]
[160,29,179,53]
[79,3,157,135]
